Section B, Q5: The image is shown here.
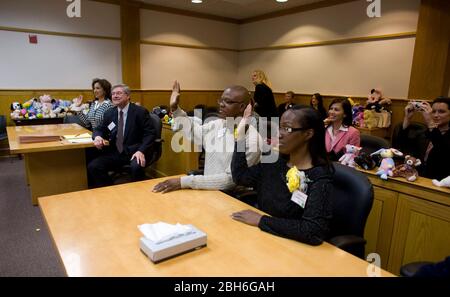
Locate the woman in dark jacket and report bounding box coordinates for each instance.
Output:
[251,70,277,119]
[400,96,450,180]
[310,93,327,121]
[231,105,334,246]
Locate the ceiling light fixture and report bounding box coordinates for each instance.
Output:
[191,0,203,3]
[276,0,288,3]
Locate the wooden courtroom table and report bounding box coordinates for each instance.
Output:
[39,177,393,277]
[7,123,94,205]
[360,169,450,274]
[134,122,449,275]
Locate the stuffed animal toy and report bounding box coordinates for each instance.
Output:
[152,106,168,119]
[163,114,170,123]
[27,107,37,119]
[355,152,378,170]
[10,102,23,119]
[366,89,384,112]
[22,99,34,110]
[39,94,53,112]
[353,106,365,127]
[364,110,378,129]
[10,109,22,119]
[10,102,22,111]
[54,106,67,118]
[32,100,42,114]
[41,105,51,118]
[339,144,362,168]
[432,176,450,188]
[347,97,356,107]
[371,148,403,180]
[392,155,421,182]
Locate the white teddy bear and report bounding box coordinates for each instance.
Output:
[339,144,362,168]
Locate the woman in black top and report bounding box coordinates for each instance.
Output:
[251,70,277,119]
[231,105,334,245]
[310,93,327,121]
[400,96,450,180]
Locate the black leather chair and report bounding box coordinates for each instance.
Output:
[400,256,450,277]
[360,134,390,155]
[0,115,7,141]
[391,122,428,160]
[111,112,163,184]
[400,261,434,277]
[327,163,374,259]
[0,115,9,155]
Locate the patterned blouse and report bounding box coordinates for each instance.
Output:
[77,99,113,130]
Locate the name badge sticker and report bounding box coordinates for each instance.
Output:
[217,127,227,138]
[291,190,308,208]
[108,122,116,131]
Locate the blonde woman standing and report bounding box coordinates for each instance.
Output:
[251,70,277,120]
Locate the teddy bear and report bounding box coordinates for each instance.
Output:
[371,148,403,180]
[339,144,362,168]
[432,176,450,188]
[39,94,53,112]
[392,155,421,182]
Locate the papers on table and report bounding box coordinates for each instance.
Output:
[66,138,93,144]
[61,133,93,143]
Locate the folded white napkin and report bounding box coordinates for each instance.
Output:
[138,222,194,244]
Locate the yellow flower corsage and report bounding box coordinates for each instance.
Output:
[286,166,300,193]
[286,166,309,193]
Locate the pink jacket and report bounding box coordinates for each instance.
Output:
[325,126,360,154]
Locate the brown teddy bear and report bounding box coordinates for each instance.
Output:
[392,155,421,182]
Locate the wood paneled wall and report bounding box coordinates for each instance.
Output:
[408,0,450,100]
[120,0,141,88]
[139,90,223,114]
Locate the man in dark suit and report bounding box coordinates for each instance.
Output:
[87,84,156,188]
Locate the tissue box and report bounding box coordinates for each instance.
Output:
[140,225,207,263]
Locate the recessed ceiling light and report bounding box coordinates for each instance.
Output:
[192,0,203,3]
[276,0,288,3]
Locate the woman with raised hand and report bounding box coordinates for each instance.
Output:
[400,97,450,180]
[74,78,113,130]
